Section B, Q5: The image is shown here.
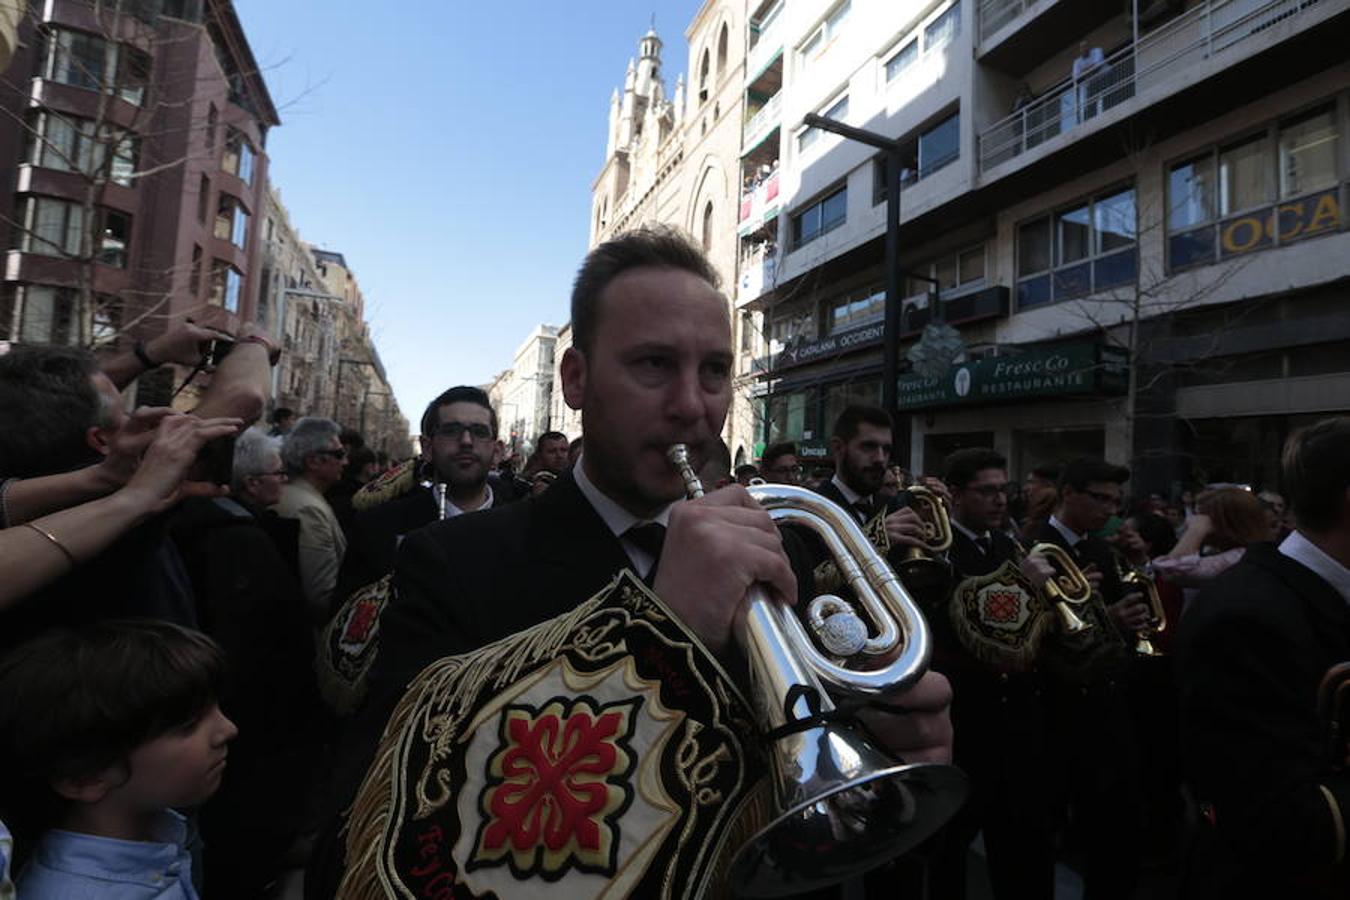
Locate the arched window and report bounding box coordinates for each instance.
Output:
[702,201,714,250]
[717,24,729,75]
[698,49,710,103]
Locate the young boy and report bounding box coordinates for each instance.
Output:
[0,619,237,898]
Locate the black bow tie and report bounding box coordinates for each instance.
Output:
[853,498,876,522]
[624,522,667,577]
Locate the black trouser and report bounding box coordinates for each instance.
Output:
[931,669,1055,900]
[1048,676,1143,900]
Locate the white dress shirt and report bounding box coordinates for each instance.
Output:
[1279,530,1350,605]
[573,457,675,580]
[1048,514,1085,548]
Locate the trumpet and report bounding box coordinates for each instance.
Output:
[893,485,954,590]
[668,445,968,897]
[1114,553,1167,656]
[1012,537,1095,634]
[1318,662,1350,771]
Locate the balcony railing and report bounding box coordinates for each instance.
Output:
[743,92,783,147]
[747,10,784,77]
[739,170,781,226]
[977,0,1326,173]
[979,0,1029,43]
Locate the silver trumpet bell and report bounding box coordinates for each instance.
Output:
[667,446,968,897]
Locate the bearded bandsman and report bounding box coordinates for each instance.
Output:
[314,227,958,899]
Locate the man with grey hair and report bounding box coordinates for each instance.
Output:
[276,417,348,620]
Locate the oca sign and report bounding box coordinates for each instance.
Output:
[1220,190,1341,259]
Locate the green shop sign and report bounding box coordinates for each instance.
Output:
[897,340,1127,411]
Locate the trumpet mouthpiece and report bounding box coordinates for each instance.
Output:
[667,444,706,499]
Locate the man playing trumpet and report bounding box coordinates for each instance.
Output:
[322,227,956,898]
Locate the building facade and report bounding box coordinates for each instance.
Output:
[490,324,560,455]
[729,0,1348,494]
[0,0,278,383]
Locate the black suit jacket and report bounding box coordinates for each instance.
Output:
[814,478,904,524]
[1178,542,1350,897]
[334,485,438,608]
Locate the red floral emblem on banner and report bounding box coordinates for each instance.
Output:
[983,590,1023,624]
[469,696,640,880]
[341,598,381,644]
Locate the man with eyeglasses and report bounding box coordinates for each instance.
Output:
[928,448,1058,899]
[276,416,349,622]
[759,441,803,485]
[1029,456,1145,900]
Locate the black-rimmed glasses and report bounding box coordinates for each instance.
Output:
[433,422,494,442]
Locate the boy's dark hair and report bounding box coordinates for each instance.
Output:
[0,620,226,835]
[270,407,295,425]
[340,429,366,450]
[1283,417,1350,533]
[0,344,104,478]
[347,445,377,473]
[761,442,798,470]
[944,448,1007,489]
[420,385,498,439]
[832,404,893,443]
[571,226,720,355]
[537,430,568,446]
[1060,457,1130,492]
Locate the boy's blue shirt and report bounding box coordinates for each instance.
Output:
[17,810,197,899]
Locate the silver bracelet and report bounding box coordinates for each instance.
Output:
[0,477,16,529]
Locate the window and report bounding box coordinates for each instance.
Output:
[44,29,112,92]
[699,49,710,103]
[209,259,242,311]
[16,285,77,344]
[800,1,850,68]
[907,244,986,297]
[206,104,217,150]
[1279,107,1338,199]
[822,379,880,434]
[1017,187,1137,309]
[222,128,255,185]
[91,295,121,346]
[27,113,136,186]
[791,184,847,248]
[21,196,83,257]
[190,244,202,295]
[702,202,714,250]
[1166,104,1342,271]
[764,391,813,444]
[215,194,248,247]
[798,94,848,154]
[99,210,130,267]
[917,112,959,176]
[924,2,961,53]
[116,46,150,106]
[885,39,917,83]
[717,24,728,74]
[198,174,211,224]
[828,286,884,333]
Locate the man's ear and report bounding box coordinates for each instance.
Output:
[560,347,587,411]
[418,435,431,462]
[52,765,125,805]
[86,425,112,458]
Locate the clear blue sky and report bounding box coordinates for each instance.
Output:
[235,0,705,430]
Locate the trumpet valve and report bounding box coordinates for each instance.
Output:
[809,595,870,657]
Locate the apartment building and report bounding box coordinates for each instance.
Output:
[733,0,1348,492]
[0,0,278,377]
[491,324,561,455]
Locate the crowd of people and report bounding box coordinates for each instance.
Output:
[0,226,1346,899]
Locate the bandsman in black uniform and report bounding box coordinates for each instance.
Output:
[317,386,499,715]
[1030,457,1147,899]
[315,227,958,899]
[930,447,1059,900]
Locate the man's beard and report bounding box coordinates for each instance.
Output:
[842,458,886,497]
[435,455,488,493]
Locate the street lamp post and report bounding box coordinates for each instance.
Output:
[800,114,915,422]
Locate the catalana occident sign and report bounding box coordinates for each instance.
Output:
[774,321,884,370]
[897,339,1127,411]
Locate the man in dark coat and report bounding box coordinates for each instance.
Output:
[1029,456,1145,899]
[1178,417,1350,899]
[318,227,958,898]
[930,447,1058,900]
